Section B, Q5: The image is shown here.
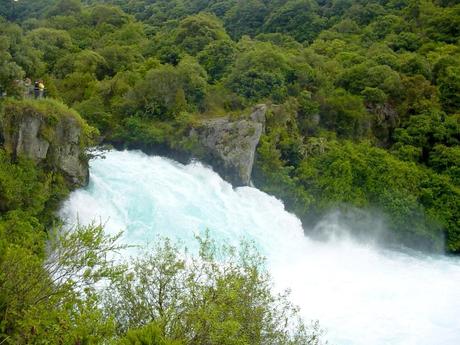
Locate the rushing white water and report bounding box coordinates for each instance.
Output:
[59,150,460,345]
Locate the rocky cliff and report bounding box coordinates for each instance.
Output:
[1,99,93,186]
[189,104,266,186]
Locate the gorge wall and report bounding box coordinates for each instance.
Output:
[1,99,92,186]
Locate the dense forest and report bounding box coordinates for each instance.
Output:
[0,0,459,343]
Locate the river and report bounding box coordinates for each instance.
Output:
[59,150,460,345]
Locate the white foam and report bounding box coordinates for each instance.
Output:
[59,150,460,345]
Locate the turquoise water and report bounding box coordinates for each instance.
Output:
[60,150,460,345]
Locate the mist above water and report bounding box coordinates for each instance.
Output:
[59,150,460,345]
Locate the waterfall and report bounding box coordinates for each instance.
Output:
[59,150,460,345]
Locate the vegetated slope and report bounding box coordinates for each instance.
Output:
[0,0,459,253]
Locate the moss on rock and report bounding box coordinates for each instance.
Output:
[0,99,98,186]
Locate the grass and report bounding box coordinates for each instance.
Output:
[1,98,97,147]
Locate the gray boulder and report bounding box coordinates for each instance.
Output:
[190,104,266,186]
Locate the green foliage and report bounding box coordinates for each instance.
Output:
[26,28,74,71]
[0,223,123,345]
[426,3,460,43]
[224,0,269,39]
[0,0,459,254]
[392,111,460,166]
[88,4,130,28]
[429,144,460,185]
[1,98,98,147]
[197,39,237,82]
[254,133,313,218]
[74,96,114,132]
[226,42,291,102]
[296,142,451,249]
[263,0,325,42]
[2,221,324,344]
[361,87,387,104]
[55,50,108,79]
[117,323,182,345]
[175,13,230,55]
[319,89,371,138]
[0,150,49,213]
[0,133,112,343]
[98,45,144,76]
[0,98,118,345]
[47,0,82,17]
[438,66,460,113]
[124,58,206,120]
[57,71,96,105]
[337,61,402,99]
[105,235,323,345]
[256,138,460,252]
[0,35,25,97]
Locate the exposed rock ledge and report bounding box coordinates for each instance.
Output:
[189,104,267,186]
[1,100,91,186]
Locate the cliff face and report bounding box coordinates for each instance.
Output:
[1,100,93,186]
[190,105,266,186]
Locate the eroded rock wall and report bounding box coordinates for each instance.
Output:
[2,100,90,186]
[190,104,266,186]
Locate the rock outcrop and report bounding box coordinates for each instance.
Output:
[190,104,267,186]
[1,100,91,186]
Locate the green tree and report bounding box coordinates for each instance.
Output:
[0,36,24,97]
[55,50,108,79]
[98,45,144,76]
[426,3,460,43]
[104,235,324,345]
[319,88,371,138]
[175,13,230,55]
[0,22,45,79]
[26,28,74,71]
[263,0,325,42]
[88,4,130,28]
[224,0,269,39]
[125,60,206,119]
[197,39,237,82]
[294,141,455,251]
[226,42,291,102]
[438,66,460,114]
[337,62,402,99]
[116,322,181,345]
[47,0,82,17]
[429,144,460,185]
[0,224,124,344]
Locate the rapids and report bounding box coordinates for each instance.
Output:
[59,150,460,345]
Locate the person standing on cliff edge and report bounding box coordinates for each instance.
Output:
[38,80,45,98]
[34,80,39,99]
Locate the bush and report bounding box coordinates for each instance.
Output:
[104,234,324,345]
